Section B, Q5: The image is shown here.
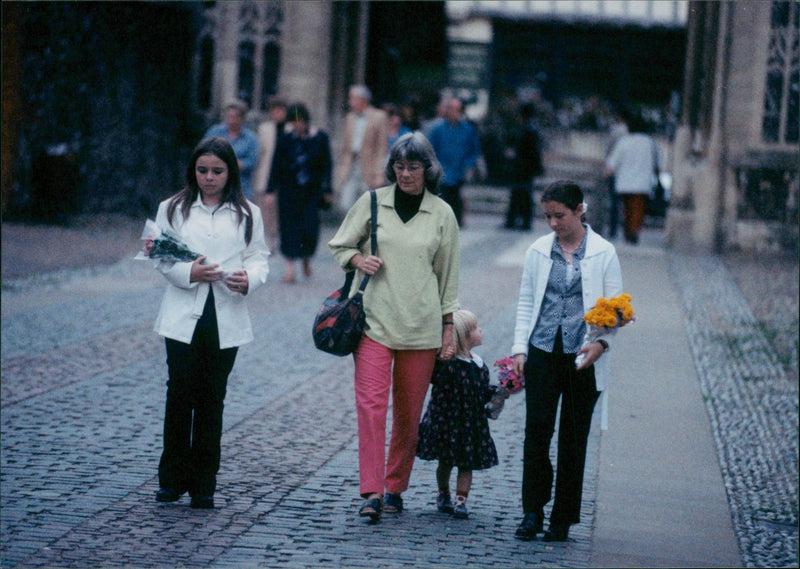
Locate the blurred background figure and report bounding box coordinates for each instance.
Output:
[335,85,388,212]
[428,97,482,227]
[382,103,412,150]
[504,102,544,231]
[267,103,332,283]
[422,94,450,137]
[604,109,630,239]
[253,96,288,251]
[400,100,421,132]
[204,100,259,200]
[603,113,661,245]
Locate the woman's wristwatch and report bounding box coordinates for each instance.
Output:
[596,339,609,352]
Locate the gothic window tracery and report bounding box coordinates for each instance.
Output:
[762,1,799,144]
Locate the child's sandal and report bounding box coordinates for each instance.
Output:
[436,492,453,513]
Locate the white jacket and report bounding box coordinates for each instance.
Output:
[512,225,622,428]
[153,196,270,349]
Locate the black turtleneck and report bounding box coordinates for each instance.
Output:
[394,186,424,223]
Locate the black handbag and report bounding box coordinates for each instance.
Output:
[312,190,377,356]
[647,138,667,217]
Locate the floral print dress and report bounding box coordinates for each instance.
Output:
[417,354,499,470]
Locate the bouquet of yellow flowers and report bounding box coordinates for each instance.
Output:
[574,293,636,368]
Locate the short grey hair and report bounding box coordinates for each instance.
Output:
[349,84,372,102]
[385,131,443,193]
[223,99,248,117]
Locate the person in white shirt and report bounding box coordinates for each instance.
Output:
[152,137,269,509]
[604,113,661,244]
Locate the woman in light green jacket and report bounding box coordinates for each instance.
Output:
[329,132,460,522]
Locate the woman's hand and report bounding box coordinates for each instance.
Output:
[224,270,249,295]
[190,257,223,283]
[351,254,383,276]
[513,353,526,380]
[438,325,455,360]
[575,341,605,370]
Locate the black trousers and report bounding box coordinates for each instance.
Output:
[522,338,599,525]
[159,290,238,497]
[440,183,464,227]
[505,184,533,229]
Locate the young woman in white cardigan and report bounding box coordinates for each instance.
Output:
[152,137,269,509]
[511,181,622,541]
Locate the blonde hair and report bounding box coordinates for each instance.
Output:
[452,309,478,358]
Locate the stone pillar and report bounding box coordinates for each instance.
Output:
[278,1,334,131]
[213,1,240,114]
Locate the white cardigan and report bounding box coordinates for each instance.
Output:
[152,196,270,349]
[512,225,622,429]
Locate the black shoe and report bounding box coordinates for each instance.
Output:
[155,487,183,503]
[436,492,453,514]
[514,511,544,541]
[384,492,403,514]
[543,523,570,542]
[190,496,214,509]
[359,496,383,522]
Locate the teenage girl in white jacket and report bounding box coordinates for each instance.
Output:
[512,181,622,542]
[153,137,269,509]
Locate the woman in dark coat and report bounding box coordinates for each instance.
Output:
[267,103,333,283]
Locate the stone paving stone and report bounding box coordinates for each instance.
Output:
[669,252,798,568]
[3,216,796,568]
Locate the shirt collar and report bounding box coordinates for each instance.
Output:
[190,194,239,214]
[456,352,484,367]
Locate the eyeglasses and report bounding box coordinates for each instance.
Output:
[392,162,423,174]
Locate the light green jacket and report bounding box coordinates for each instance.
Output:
[328,185,460,350]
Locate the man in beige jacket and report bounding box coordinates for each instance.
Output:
[335,85,388,211]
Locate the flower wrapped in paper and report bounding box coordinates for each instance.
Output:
[574,293,636,368]
[486,356,525,419]
[135,219,202,264]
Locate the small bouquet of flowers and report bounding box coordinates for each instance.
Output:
[486,356,525,420]
[135,219,202,264]
[574,293,636,368]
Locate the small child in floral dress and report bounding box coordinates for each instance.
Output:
[416,309,499,518]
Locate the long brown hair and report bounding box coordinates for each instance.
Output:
[166,137,253,244]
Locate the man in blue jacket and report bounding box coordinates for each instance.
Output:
[428,97,482,227]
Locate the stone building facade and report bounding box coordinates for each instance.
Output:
[193,1,369,139]
[667,1,799,253]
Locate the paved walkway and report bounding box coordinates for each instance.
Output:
[1,211,796,568]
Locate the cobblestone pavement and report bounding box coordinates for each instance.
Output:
[2,216,599,568]
[2,212,797,568]
[668,253,798,568]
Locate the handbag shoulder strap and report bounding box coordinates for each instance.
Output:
[354,190,377,294]
[651,137,660,176]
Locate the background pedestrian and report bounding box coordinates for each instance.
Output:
[417,309,499,520]
[382,102,412,150]
[504,102,544,231]
[152,137,270,509]
[204,100,260,200]
[328,132,460,522]
[267,102,332,283]
[254,96,288,251]
[603,113,660,244]
[334,85,388,211]
[428,97,482,227]
[511,181,622,541]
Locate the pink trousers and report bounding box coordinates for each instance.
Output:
[353,335,436,497]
